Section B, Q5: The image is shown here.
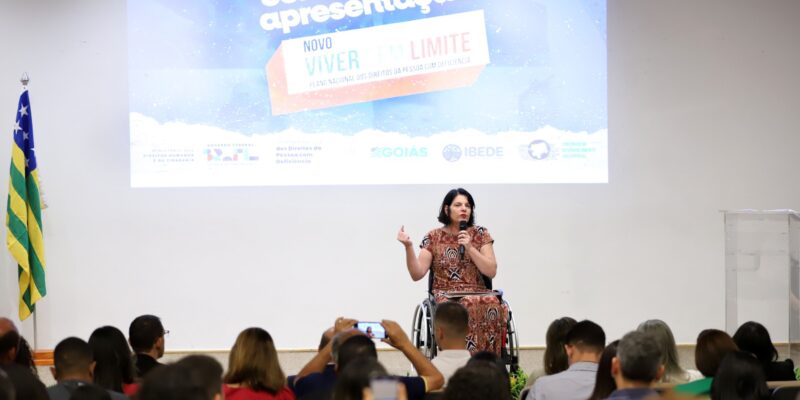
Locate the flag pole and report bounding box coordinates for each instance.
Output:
[19,72,37,351]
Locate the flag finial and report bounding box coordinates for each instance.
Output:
[20,72,29,86]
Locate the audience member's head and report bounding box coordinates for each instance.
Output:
[223,327,286,394]
[332,357,388,400]
[695,329,739,377]
[637,319,686,382]
[444,360,512,400]
[337,335,378,373]
[564,320,605,363]
[0,329,20,365]
[89,325,136,392]
[0,318,37,376]
[176,355,224,400]
[588,340,619,400]
[137,363,210,400]
[613,331,663,387]
[434,301,469,350]
[128,315,165,357]
[710,351,769,400]
[331,329,365,366]
[52,337,95,382]
[732,321,779,364]
[544,317,577,375]
[0,369,14,400]
[68,384,112,400]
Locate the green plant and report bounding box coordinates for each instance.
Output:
[510,367,528,400]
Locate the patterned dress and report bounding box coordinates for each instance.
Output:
[420,225,508,355]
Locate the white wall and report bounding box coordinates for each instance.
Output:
[0,0,798,350]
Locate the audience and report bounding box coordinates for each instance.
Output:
[607,330,663,400]
[527,319,605,400]
[733,321,795,381]
[0,326,48,400]
[673,329,738,396]
[88,326,137,395]
[637,320,701,383]
[430,301,471,385]
[128,314,166,378]
[2,312,796,400]
[47,337,128,400]
[588,340,619,400]
[223,327,294,399]
[710,351,769,400]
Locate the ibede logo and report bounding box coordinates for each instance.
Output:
[442,144,503,162]
[442,144,462,162]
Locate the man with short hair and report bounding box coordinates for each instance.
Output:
[607,331,664,400]
[431,301,471,385]
[527,320,605,400]
[47,337,128,400]
[0,322,47,400]
[294,317,443,400]
[129,314,166,377]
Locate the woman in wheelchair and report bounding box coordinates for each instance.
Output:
[397,188,507,355]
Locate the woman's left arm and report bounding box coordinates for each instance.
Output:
[468,242,497,278]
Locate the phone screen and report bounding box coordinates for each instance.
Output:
[356,321,386,339]
[370,377,399,400]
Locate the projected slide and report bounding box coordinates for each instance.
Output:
[128,0,607,187]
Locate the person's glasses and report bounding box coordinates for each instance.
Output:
[163,329,170,337]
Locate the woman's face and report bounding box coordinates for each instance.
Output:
[445,194,472,224]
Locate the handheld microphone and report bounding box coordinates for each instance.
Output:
[458,220,468,260]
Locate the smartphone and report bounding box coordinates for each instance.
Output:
[370,377,399,400]
[355,321,386,339]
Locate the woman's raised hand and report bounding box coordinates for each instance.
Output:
[397,225,412,247]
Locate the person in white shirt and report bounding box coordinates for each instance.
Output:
[527,320,606,400]
[431,302,472,385]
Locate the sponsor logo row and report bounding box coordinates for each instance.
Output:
[190,140,591,164]
[371,140,560,161]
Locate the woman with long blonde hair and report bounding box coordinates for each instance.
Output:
[223,327,295,400]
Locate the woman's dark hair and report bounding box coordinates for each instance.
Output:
[332,357,388,400]
[544,317,577,375]
[733,321,779,364]
[437,188,476,226]
[710,351,770,400]
[695,329,738,377]
[588,340,618,400]
[468,351,509,382]
[444,360,512,400]
[89,326,136,392]
[15,336,38,377]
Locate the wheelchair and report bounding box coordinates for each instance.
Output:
[410,271,520,371]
